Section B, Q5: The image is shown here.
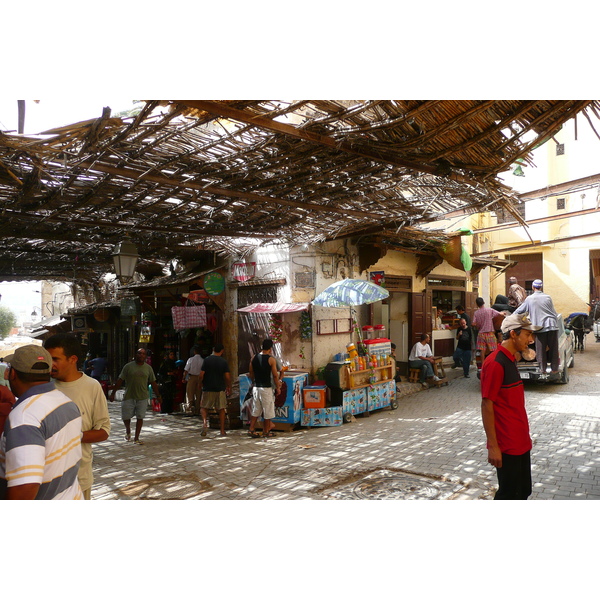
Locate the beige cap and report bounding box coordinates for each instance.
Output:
[500,312,542,333]
[4,345,52,374]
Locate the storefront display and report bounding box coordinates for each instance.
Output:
[238,318,398,430]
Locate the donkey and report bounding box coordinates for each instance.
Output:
[565,312,593,351]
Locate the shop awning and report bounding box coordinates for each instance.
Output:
[237,302,309,313]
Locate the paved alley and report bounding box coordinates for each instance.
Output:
[91,337,600,500]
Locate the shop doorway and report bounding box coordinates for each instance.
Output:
[505,252,543,295]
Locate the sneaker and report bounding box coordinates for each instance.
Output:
[421,382,428,389]
[432,375,440,381]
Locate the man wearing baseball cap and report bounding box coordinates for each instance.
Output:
[0,345,83,500]
[480,312,541,500]
[514,279,560,377]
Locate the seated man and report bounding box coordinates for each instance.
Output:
[408,333,441,389]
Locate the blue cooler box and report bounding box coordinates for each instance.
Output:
[240,371,308,425]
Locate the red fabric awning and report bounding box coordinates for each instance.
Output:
[237,302,309,313]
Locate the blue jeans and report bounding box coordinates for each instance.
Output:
[453,347,471,377]
[409,359,434,383]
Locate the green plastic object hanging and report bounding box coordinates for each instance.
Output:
[460,244,473,271]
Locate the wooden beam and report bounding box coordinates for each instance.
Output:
[174,100,490,188]
[518,171,600,201]
[472,230,600,256]
[472,206,600,234]
[77,160,380,220]
[0,207,274,239]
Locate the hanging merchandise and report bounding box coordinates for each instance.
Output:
[139,325,153,344]
[269,314,283,343]
[206,313,218,333]
[171,302,207,331]
[300,310,312,340]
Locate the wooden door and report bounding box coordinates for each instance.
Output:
[465,291,477,323]
[410,290,432,345]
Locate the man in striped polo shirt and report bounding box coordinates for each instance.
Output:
[0,345,83,500]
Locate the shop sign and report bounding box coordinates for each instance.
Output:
[369,271,385,287]
[231,261,256,282]
[203,272,225,296]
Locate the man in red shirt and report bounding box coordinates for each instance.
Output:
[480,312,541,500]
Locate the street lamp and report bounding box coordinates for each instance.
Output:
[112,237,139,285]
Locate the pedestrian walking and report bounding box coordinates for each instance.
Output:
[247,339,281,438]
[183,346,204,415]
[0,345,83,499]
[89,354,108,381]
[452,318,473,377]
[198,344,232,436]
[514,279,560,377]
[44,333,110,500]
[472,297,503,361]
[109,348,161,445]
[480,312,541,500]
[158,350,178,414]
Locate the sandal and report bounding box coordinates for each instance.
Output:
[134,439,145,445]
[263,431,277,438]
[248,431,261,438]
[124,434,131,441]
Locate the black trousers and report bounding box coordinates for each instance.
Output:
[494,451,532,500]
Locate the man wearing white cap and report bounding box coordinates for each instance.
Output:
[0,345,83,500]
[514,279,560,376]
[480,312,541,500]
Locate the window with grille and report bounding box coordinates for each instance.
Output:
[238,285,279,305]
[495,202,526,224]
[383,275,411,291]
[294,271,316,288]
[556,143,565,156]
[557,197,565,210]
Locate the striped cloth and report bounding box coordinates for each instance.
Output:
[0,382,83,500]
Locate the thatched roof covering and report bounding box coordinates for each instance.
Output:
[1,99,598,283]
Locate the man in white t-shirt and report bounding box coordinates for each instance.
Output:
[408,333,440,388]
[183,346,204,415]
[44,334,110,500]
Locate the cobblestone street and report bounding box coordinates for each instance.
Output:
[91,334,600,501]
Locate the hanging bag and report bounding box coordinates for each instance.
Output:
[171,301,207,331]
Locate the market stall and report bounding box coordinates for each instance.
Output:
[318,328,398,425]
[306,279,398,427]
[237,302,310,431]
